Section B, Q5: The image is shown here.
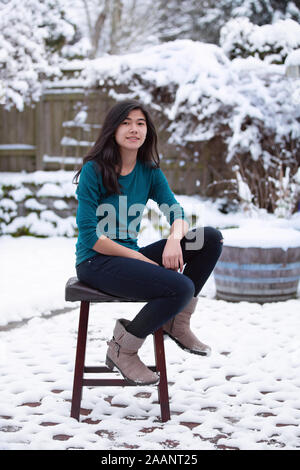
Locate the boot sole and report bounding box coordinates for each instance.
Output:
[163,332,211,356]
[105,356,160,386]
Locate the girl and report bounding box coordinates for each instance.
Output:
[74,100,223,386]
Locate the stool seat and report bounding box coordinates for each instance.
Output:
[65,276,141,303]
[66,276,170,422]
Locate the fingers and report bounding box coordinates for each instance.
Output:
[162,242,184,272]
[179,255,184,273]
[163,254,184,272]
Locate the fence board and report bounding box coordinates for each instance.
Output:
[0,88,206,195]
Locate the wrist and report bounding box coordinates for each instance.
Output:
[167,233,182,242]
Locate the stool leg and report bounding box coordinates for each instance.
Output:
[71,301,90,421]
[154,328,170,422]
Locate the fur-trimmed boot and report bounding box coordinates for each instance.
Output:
[106,318,160,385]
[163,297,211,356]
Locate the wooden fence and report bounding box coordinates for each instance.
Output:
[0,86,211,195]
[0,87,114,172]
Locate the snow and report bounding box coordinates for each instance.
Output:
[0,236,75,327]
[43,155,83,164]
[24,198,47,212]
[0,170,74,186]
[0,144,36,150]
[1,201,300,449]
[2,24,300,175]
[222,224,300,249]
[61,38,299,170]
[220,18,300,63]
[285,49,300,66]
[0,0,75,111]
[1,6,300,448]
[53,200,69,211]
[60,136,94,147]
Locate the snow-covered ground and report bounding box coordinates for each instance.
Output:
[1,214,300,450]
[1,1,300,451]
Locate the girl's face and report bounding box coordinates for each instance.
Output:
[115,109,147,155]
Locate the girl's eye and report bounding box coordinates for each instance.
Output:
[121,120,145,126]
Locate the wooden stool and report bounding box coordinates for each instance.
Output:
[65,277,170,422]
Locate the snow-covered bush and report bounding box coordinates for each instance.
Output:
[0,0,75,110]
[0,171,201,238]
[231,158,300,219]
[76,39,300,214]
[273,166,300,218]
[220,17,300,63]
[0,172,77,237]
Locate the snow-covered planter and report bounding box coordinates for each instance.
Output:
[214,221,300,303]
[214,153,300,303]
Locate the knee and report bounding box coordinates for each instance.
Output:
[204,226,223,246]
[185,226,223,253]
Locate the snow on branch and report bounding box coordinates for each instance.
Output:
[0,0,75,111]
[220,17,300,64]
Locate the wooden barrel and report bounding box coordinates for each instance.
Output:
[214,245,300,303]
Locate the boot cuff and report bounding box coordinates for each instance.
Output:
[113,318,145,350]
[184,296,199,314]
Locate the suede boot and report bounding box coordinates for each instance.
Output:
[106,318,160,385]
[163,297,211,356]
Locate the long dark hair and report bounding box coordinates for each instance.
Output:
[73,100,160,194]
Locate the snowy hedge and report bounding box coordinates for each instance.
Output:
[78,39,300,155]
[0,171,202,238]
[75,39,300,213]
[0,172,77,237]
[220,17,300,63]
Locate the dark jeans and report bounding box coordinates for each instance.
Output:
[76,226,223,338]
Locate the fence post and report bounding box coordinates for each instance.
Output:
[35,99,43,170]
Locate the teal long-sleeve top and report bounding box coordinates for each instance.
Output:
[75,159,188,266]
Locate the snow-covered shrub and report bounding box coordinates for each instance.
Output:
[0,0,75,110]
[230,157,300,219]
[0,172,77,237]
[273,166,300,218]
[220,17,300,64]
[76,39,300,214]
[0,171,200,238]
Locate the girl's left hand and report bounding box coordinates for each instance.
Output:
[162,238,184,272]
